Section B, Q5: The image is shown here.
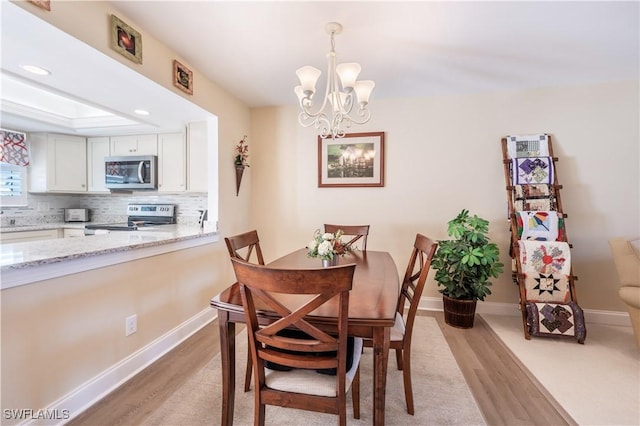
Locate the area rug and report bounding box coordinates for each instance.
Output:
[141,316,486,425]
[481,314,640,426]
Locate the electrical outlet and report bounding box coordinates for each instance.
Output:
[125,314,137,336]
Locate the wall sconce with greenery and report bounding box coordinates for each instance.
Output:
[234,136,249,196]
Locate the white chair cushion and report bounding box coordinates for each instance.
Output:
[390,312,406,342]
[265,337,363,397]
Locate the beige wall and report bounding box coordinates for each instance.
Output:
[251,80,640,312]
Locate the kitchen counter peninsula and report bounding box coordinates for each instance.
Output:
[0,224,218,289]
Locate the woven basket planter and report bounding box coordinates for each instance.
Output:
[443,295,477,329]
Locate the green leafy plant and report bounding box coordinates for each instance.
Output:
[432,209,504,301]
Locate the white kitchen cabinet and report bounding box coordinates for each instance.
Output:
[157,132,186,192]
[186,121,209,193]
[110,134,158,155]
[87,137,110,193]
[0,229,60,243]
[28,133,87,193]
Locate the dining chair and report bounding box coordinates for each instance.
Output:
[324,224,370,251]
[364,233,437,415]
[224,229,265,392]
[224,229,265,266]
[230,258,362,426]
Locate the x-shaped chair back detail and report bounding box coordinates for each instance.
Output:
[393,233,437,415]
[398,234,438,339]
[324,224,370,251]
[225,230,265,265]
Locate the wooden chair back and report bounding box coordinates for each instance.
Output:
[225,230,265,265]
[324,224,370,251]
[398,234,437,338]
[230,258,358,424]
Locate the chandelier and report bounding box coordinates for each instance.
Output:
[294,22,375,139]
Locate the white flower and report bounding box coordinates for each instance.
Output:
[307,239,318,254]
[321,233,335,241]
[317,240,333,257]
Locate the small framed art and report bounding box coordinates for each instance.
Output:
[173,60,193,95]
[110,15,142,64]
[317,132,385,188]
[29,0,50,11]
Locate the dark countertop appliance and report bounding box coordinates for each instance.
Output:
[84,204,175,235]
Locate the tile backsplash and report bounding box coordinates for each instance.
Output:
[0,193,208,228]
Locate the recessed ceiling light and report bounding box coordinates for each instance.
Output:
[134,109,150,116]
[21,65,51,75]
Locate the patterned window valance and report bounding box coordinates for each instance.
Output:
[1,129,29,166]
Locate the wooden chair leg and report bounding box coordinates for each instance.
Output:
[402,347,414,415]
[244,334,252,391]
[395,347,403,370]
[352,366,360,419]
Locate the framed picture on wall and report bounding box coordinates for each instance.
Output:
[110,15,142,64]
[317,132,385,188]
[173,60,193,95]
[29,0,51,11]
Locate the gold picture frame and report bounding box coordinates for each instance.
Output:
[29,0,51,11]
[318,132,385,188]
[110,15,142,64]
[173,60,193,95]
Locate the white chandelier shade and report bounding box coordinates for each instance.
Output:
[294,22,375,139]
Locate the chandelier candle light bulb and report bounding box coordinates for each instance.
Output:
[295,22,375,139]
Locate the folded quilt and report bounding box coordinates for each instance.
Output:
[516,211,561,241]
[526,301,586,343]
[514,198,555,212]
[513,184,551,199]
[519,240,571,303]
[506,134,550,159]
[512,157,554,185]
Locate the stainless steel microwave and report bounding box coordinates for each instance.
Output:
[105,155,157,190]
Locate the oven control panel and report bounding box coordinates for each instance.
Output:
[126,204,175,217]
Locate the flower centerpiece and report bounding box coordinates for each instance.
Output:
[307,229,353,266]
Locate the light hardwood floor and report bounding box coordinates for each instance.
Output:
[68,311,575,425]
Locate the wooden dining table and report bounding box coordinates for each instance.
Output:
[210,248,400,426]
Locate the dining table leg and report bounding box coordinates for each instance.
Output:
[372,325,390,426]
[218,310,236,426]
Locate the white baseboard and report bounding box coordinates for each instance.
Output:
[418,296,632,327]
[27,308,217,426]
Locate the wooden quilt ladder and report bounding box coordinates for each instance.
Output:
[501,134,585,343]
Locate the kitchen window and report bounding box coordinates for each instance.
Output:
[0,163,27,206]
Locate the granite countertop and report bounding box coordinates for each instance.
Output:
[0,223,217,271]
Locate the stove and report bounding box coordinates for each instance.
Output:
[85,204,175,234]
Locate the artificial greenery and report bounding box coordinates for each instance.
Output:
[431,209,504,301]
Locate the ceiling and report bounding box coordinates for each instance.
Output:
[113,1,639,107]
[0,1,638,136]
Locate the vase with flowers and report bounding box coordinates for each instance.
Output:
[306,229,354,267]
[234,136,249,196]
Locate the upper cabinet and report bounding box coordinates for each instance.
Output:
[110,134,158,156]
[187,121,209,193]
[158,132,186,192]
[28,133,87,193]
[87,137,110,193]
[27,129,208,195]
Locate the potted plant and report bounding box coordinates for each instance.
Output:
[431,209,504,328]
